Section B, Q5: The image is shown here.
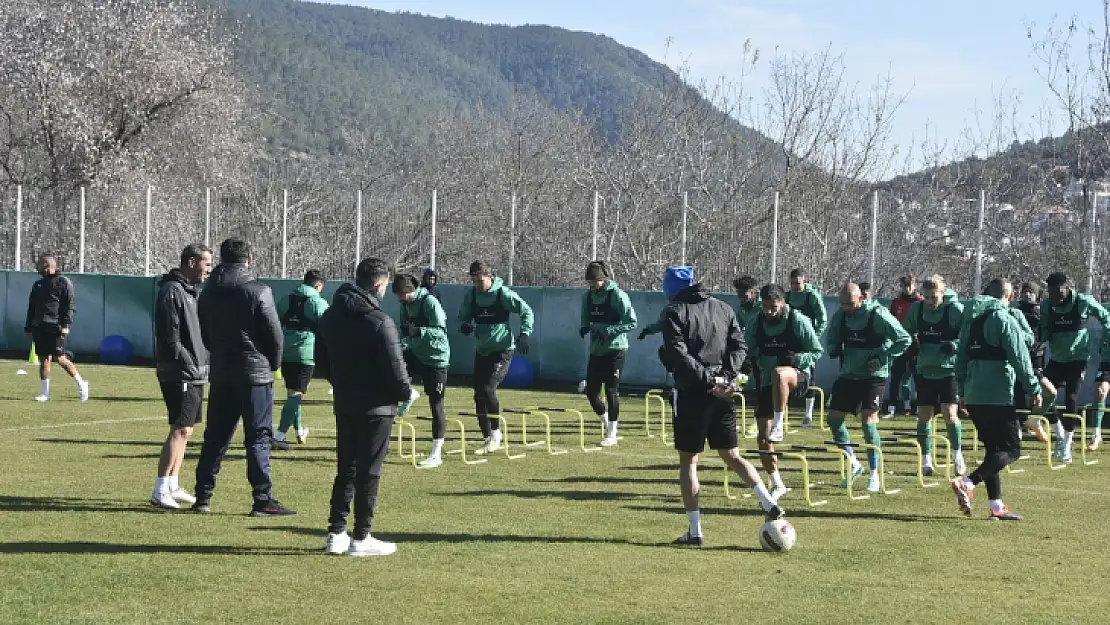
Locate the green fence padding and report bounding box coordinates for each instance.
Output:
[65,274,106,356]
[103,275,157,359]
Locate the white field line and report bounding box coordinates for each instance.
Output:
[0,416,163,433]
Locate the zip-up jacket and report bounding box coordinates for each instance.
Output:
[155,268,209,384]
[662,284,747,391]
[197,263,283,386]
[25,273,76,331]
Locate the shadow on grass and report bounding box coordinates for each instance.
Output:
[0,541,313,556]
[622,503,948,523]
[101,452,335,464]
[36,438,161,446]
[443,488,664,502]
[247,527,763,552]
[86,397,159,403]
[0,495,173,514]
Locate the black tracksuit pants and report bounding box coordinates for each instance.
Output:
[327,411,393,540]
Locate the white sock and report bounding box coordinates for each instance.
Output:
[804,397,815,419]
[922,455,934,468]
[686,510,702,537]
[168,475,178,491]
[1052,420,1066,440]
[600,412,609,424]
[752,482,776,509]
[74,374,84,385]
[431,438,444,457]
[989,499,1005,514]
[40,379,50,397]
[608,420,618,437]
[770,470,784,488]
[155,477,168,493]
[772,411,784,429]
[1064,430,1074,449]
[871,469,880,479]
[491,429,502,443]
[904,400,912,411]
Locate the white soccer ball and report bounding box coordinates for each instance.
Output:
[759,519,796,552]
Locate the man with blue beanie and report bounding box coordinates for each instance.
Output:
[659,266,785,547]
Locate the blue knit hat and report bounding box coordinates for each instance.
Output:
[663,266,695,300]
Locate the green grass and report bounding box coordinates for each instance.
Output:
[1,360,1108,624]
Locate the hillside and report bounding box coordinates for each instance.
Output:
[209,0,704,155]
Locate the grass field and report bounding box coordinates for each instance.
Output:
[1,360,1108,624]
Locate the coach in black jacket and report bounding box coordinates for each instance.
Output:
[659,266,784,547]
[316,257,412,557]
[24,253,88,402]
[150,244,212,510]
[193,237,293,517]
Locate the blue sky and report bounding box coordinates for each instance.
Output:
[313,0,1103,165]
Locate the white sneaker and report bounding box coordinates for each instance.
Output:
[770,480,789,501]
[475,436,502,455]
[150,490,180,509]
[768,422,784,443]
[325,532,351,555]
[953,451,967,476]
[170,488,196,504]
[77,380,89,402]
[600,421,618,447]
[34,394,49,402]
[417,455,443,468]
[867,473,881,493]
[296,428,309,444]
[349,535,397,557]
[1088,433,1102,452]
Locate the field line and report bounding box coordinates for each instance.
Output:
[0,416,163,433]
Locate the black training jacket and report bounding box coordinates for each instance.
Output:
[25,273,76,331]
[197,263,283,386]
[316,283,412,417]
[661,283,748,391]
[155,268,209,384]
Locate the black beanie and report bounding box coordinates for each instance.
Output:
[392,274,419,294]
[585,261,609,281]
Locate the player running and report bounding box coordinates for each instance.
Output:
[24,253,89,402]
[786,268,828,427]
[274,269,329,448]
[1011,282,1052,442]
[394,274,451,468]
[887,273,924,417]
[952,279,1042,520]
[744,284,823,499]
[901,275,966,476]
[825,283,912,493]
[579,261,637,446]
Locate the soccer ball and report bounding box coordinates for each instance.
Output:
[759,519,796,552]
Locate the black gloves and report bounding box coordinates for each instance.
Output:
[460,322,474,336]
[940,341,957,356]
[517,334,530,354]
[829,346,843,359]
[777,351,797,368]
[637,329,649,341]
[740,358,753,375]
[579,327,590,339]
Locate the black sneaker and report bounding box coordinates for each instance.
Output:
[922,466,935,477]
[673,531,703,547]
[763,504,786,521]
[192,500,211,514]
[250,499,297,518]
[271,438,292,451]
[988,507,1023,521]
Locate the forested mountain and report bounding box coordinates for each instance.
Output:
[210,0,709,154]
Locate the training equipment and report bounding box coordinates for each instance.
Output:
[502,355,534,389]
[98,334,133,365]
[759,519,797,552]
[27,345,37,365]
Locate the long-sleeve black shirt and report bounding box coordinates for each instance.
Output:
[25,273,76,331]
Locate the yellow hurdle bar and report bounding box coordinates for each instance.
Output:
[535,406,602,452]
[1062,412,1099,466]
[836,449,871,501]
[444,418,487,465]
[858,443,900,495]
[644,390,667,438]
[894,437,939,488]
[811,386,828,431]
[724,449,828,507]
[517,408,569,455]
[394,419,419,467]
[493,416,526,460]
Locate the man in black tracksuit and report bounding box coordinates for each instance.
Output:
[660,266,784,548]
[420,268,443,302]
[24,253,88,402]
[316,257,414,557]
[151,244,213,510]
[193,238,293,517]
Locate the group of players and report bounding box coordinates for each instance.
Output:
[22,242,1109,550]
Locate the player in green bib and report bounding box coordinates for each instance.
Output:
[901,275,966,476]
[786,268,828,427]
[579,261,638,446]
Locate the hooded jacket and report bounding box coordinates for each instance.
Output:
[744,304,823,387]
[825,298,912,380]
[902,288,964,380]
[420,269,443,302]
[197,263,282,386]
[661,284,747,391]
[155,268,209,384]
[457,276,534,356]
[580,280,638,355]
[1040,291,1110,363]
[785,284,828,337]
[25,273,76,331]
[955,295,1041,406]
[278,283,329,365]
[316,283,412,416]
[400,287,451,369]
[736,299,760,331]
[1011,300,1045,358]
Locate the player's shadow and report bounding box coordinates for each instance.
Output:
[101,452,335,464]
[247,527,762,552]
[35,438,160,446]
[0,495,170,514]
[86,396,159,402]
[442,488,669,503]
[622,503,947,523]
[0,541,313,556]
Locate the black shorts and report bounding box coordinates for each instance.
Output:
[586,350,626,389]
[829,377,886,415]
[1030,352,1045,378]
[281,362,314,394]
[915,375,960,406]
[32,326,67,359]
[672,392,738,453]
[755,368,811,418]
[966,404,1021,455]
[1098,367,1110,384]
[160,381,204,428]
[1043,360,1087,386]
[404,351,448,398]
